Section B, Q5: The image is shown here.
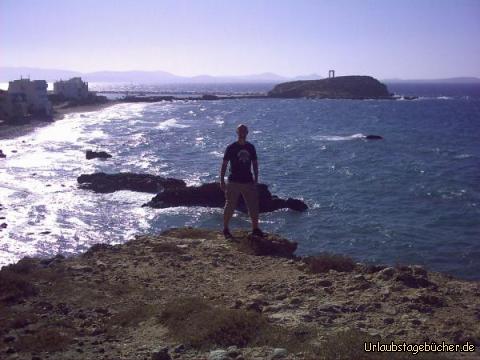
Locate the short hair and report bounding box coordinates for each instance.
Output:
[236,124,248,132]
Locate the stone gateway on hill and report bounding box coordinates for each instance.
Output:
[268,76,393,99]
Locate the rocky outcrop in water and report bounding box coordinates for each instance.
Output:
[143,182,308,213]
[77,173,307,214]
[365,135,383,140]
[85,150,112,160]
[77,172,186,193]
[201,94,219,100]
[0,149,6,158]
[268,76,393,99]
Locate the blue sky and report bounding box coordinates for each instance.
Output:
[1,0,479,78]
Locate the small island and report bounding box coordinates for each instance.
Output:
[268,75,393,100]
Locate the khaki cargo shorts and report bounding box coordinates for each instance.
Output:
[224,181,259,219]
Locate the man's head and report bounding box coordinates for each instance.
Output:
[236,124,248,140]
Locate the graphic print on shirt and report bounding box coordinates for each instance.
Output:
[237,149,251,163]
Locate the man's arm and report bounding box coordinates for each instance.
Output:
[220,146,230,191]
[251,145,259,183]
[220,160,228,191]
[252,159,259,183]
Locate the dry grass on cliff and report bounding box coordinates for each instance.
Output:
[303,252,356,273]
[0,258,40,303]
[108,302,163,329]
[160,227,213,239]
[158,297,320,353]
[152,242,187,254]
[15,327,75,353]
[318,329,447,360]
[159,297,266,348]
[157,297,447,359]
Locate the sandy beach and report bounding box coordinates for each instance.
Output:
[0,101,119,141]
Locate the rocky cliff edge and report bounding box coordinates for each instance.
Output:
[0,228,479,359]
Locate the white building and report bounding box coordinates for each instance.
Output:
[8,78,52,117]
[0,90,29,123]
[54,77,89,100]
[0,90,8,120]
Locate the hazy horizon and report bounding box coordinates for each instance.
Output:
[1,65,480,83]
[1,0,480,79]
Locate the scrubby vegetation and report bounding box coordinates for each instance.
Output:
[0,258,39,303]
[317,329,446,360]
[158,297,318,352]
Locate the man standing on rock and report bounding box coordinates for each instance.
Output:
[220,124,265,239]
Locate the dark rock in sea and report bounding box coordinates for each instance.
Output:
[143,182,308,213]
[0,150,6,158]
[77,172,186,193]
[123,95,174,102]
[86,150,112,160]
[268,76,393,99]
[285,198,308,211]
[201,94,219,100]
[365,135,383,140]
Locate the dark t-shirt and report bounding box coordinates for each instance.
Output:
[223,141,257,183]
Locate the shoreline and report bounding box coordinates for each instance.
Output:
[0,101,120,141]
[0,92,405,142]
[0,227,478,359]
[0,227,477,283]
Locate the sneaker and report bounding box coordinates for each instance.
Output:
[223,228,233,239]
[250,228,265,237]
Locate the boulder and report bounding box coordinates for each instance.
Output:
[86,150,112,160]
[365,135,383,140]
[77,172,186,193]
[394,266,436,289]
[151,347,171,360]
[208,350,228,360]
[271,348,288,359]
[243,232,298,258]
[376,267,396,280]
[143,182,308,213]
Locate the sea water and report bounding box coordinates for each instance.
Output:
[0,83,479,279]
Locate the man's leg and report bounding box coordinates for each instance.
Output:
[223,181,240,230]
[240,182,260,231]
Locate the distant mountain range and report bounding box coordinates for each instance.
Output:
[382,77,480,84]
[1,67,479,84]
[0,67,322,83]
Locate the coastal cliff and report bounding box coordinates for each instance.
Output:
[268,76,393,99]
[0,228,478,359]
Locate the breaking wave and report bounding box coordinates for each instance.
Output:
[156,118,190,130]
[312,133,365,141]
